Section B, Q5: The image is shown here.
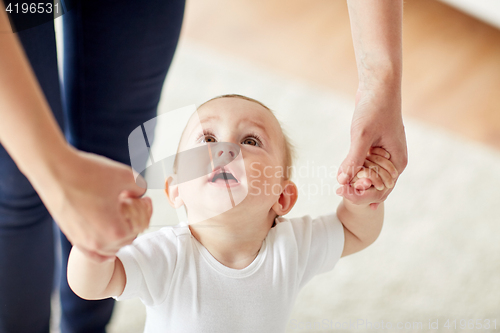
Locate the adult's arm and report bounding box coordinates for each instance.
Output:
[338,0,407,207]
[0,4,151,262]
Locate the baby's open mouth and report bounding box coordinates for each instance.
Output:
[210,167,240,185]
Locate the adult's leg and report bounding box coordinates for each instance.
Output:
[0,21,64,333]
[59,0,185,332]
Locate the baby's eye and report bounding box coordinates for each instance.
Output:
[242,137,260,147]
[201,135,217,143]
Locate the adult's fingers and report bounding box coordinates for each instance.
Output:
[387,135,408,174]
[139,196,153,231]
[123,168,148,198]
[119,196,135,233]
[393,150,408,175]
[115,233,139,248]
[338,132,373,185]
[351,176,373,191]
[369,147,390,159]
[366,153,398,179]
[363,160,393,190]
[120,196,152,235]
[132,197,152,233]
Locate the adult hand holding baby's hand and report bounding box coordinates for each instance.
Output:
[119,192,153,241]
[36,148,152,263]
[337,88,407,206]
[337,147,398,210]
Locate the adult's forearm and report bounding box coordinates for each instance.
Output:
[0,4,71,184]
[347,0,403,93]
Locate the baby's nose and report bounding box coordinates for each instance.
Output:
[212,142,239,164]
[216,146,235,158]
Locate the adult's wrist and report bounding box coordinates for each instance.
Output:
[357,59,402,97]
[24,141,77,195]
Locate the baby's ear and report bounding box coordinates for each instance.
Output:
[165,175,184,208]
[271,180,298,216]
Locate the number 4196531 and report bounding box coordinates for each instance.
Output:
[5,3,59,14]
[444,319,496,330]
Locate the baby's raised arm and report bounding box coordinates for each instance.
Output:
[67,246,126,300]
[67,196,151,300]
[336,147,397,257]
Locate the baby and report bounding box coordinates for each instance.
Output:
[67,94,398,332]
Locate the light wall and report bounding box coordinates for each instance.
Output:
[439,0,500,28]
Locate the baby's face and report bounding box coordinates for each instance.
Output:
[172,97,287,223]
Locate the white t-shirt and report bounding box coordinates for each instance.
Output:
[114,213,345,333]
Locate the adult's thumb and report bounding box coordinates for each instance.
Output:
[337,136,371,185]
[123,170,148,198]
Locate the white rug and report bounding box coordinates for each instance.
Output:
[105,39,500,333]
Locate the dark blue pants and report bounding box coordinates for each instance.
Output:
[0,1,184,332]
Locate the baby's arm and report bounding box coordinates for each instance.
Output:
[67,196,151,300]
[337,148,397,257]
[67,247,126,300]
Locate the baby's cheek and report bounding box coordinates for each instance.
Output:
[247,173,281,198]
[178,179,202,199]
[246,167,264,184]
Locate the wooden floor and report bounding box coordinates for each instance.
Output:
[181,0,500,151]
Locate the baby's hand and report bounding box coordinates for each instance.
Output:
[119,193,153,241]
[350,147,398,192]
